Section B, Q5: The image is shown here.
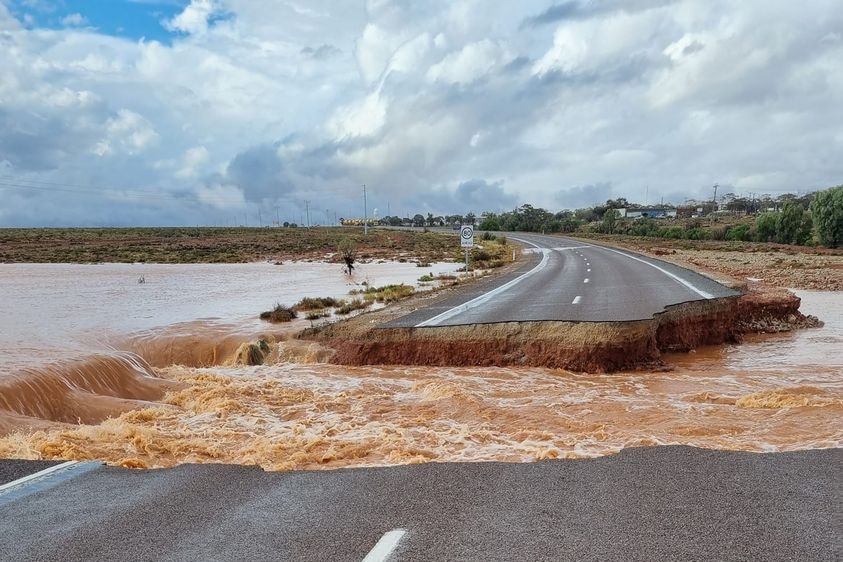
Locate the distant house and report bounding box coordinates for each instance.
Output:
[617,208,677,220]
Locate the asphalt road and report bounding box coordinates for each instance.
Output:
[0,446,839,561]
[386,234,738,328]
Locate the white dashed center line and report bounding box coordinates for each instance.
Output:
[362,529,407,562]
[572,296,582,304]
[584,278,590,283]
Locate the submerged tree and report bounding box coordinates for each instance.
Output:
[339,237,357,275]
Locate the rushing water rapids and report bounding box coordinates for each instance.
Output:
[0,262,840,469]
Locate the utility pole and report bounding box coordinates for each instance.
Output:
[258,208,262,227]
[363,184,369,236]
[305,200,310,228]
[275,206,280,227]
[711,183,719,224]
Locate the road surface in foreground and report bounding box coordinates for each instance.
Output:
[0,446,839,561]
[387,234,738,327]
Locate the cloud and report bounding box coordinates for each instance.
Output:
[0,0,842,226]
[164,0,221,34]
[60,13,87,27]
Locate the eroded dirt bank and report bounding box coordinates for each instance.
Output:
[310,287,820,372]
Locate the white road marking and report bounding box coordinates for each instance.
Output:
[572,296,582,304]
[0,461,79,493]
[587,268,591,272]
[552,246,590,252]
[593,245,715,299]
[362,529,407,562]
[584,278,590,283]
[415,237,550,327]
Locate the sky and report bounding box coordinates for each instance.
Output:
[0,0,841,226]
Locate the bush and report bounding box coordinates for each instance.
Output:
[708,226,728,240]
[725,224,752,241]
[293,297,340,311]
[685,228,707,240]
[755,213,778,242]
[359,284,415,303]
[481,231,496,241]
[260,303,297,323]
[335,299,370,315]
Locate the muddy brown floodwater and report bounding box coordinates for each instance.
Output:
[0,262,840,471]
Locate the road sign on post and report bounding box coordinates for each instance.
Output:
[460,225,474,248]
[460,225,474,272]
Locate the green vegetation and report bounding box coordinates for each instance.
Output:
[470,186,841,248]
[293,297,341,311]
[810,185,843,248]
[335,299,371,315]
[351,284,416,303]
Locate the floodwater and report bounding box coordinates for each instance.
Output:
[0,262,840,470]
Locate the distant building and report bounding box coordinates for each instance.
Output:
[617,208,677,219]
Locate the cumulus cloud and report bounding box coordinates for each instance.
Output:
[0,0,842,226]
[164,0,221,34]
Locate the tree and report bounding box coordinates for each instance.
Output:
[755,213,778,242]
[601,209,620,234]
[426,212,435,227]
[338,238,356,275]
[810,185,843,248]
[479,216,500,231]
[776,200,807,244]
[465,212,476,225]
[412,214,425,227]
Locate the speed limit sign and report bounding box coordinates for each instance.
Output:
[460,225,474,248]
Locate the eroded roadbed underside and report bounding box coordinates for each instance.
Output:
[305,287,820,372]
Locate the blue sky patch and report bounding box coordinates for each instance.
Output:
[8,0,190,43]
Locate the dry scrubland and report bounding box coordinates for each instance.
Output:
[0,227,469,264]
[573,234,843,291]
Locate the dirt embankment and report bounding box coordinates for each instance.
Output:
[305,287,820,373]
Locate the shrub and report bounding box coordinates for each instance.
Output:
[361,284,415,303]
[335,299,370,315]
[725,224,752,241]
[293,296,340,311]
[708,226,728,240]
[755,213,778,242]
[481,231,496,241]
[305,311,330,320]
[259,303,297,323]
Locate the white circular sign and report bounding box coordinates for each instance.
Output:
[460,226,474,239]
